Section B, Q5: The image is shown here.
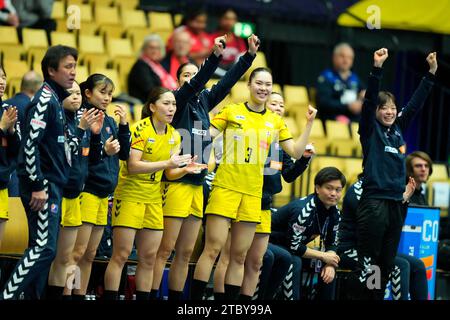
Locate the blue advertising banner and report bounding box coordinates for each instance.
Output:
[396,206,441,300]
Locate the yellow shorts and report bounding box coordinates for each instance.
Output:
[112,198,163,230]
[80,192,109,226]
[161,182,203,219]
[0,188,9,220]
[255,209,271,234]
[61,197,82,227]
[205,186,261,223]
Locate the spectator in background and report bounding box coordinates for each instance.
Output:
[4,71,43,197]
[168,7,212,66]
[3,70,43,128]
[12,0,56,43]
[128,34,178,103]
[162,29,193,82]
[0,0,19,26]
[316,43,365,124]
[210,8,247,77]
[406,151,433,206]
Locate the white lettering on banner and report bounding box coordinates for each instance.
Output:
[423,220,439,242]
[384,146,398,154]
[192,128,207,136]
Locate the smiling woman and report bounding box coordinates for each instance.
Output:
[190,65,317,300]
[102,86,204,300]
[346,49,438,300]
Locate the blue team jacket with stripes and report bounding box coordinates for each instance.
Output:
[17,80,81,191]
[270,194,340,257]
[0,100,21,189]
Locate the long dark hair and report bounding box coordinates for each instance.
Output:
[176,62,197,80]
[79,73,115,103]
[142,87,172,119]
[0,63,6,77]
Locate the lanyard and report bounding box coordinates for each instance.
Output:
[315,211,329,250]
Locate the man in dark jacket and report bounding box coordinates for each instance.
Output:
[270,167,345,300]
[316,43,365,123]
[1,45,82,300]
[4,70,43,196]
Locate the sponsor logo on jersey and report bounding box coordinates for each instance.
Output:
[384,146,398,154]
[147,138,155,143]
[192,128,207,136]
[265,121,274,128]
[235,115,245,120]
[30,119,47,129]
[168,138,175,144]
[260,140,269,150]
[50,203,58,213]
[293,222,306,233]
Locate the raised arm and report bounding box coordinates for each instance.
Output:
[174,36,226,106]
[280,105,317,159]
[359,48,388,138]
[397,52,437,131]
[281,148,313,183]
[205,35,260,110]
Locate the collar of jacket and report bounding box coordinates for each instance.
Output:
[64,108,76,121]
[45,78,70,102]
[313,194,337,215]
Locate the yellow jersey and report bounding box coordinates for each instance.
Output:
[211,102,292,197]
[114,117,181,203]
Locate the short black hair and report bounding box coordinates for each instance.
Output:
[41,45,78,79]
[314,167,346,188]
[377,91,396,108]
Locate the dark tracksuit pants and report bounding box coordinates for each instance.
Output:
[1,179,62,300]
[349,198,405,300]
[396,253,428,300]
[340,248,409,300]
[257,243,292,300]
[282,255,336,300]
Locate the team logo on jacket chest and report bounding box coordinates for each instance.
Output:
[293,222,306,233]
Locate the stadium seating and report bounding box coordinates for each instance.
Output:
[148,12,174,33]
